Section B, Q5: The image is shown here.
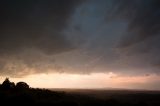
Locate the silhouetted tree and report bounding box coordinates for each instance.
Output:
[16,82,29,89]
[1,78,15,90]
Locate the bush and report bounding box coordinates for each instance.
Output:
[16,82,29,89]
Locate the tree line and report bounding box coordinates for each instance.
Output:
[0,78,29,90]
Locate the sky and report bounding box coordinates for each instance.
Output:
[0,0,160,90]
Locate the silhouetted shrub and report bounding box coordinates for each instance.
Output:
[16,82,29,89]
[1,78,15,90]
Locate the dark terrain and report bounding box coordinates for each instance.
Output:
[0,78,160,106]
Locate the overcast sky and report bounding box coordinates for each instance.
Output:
[0,0,160,89]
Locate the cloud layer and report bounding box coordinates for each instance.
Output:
[0,0,160,76]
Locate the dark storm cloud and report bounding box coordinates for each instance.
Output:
[1,0,160,76]
[111,0,160,74]
[59,0,160,75]
[0,0,82,55]
[0,0,83,76]
[112,0,160,47]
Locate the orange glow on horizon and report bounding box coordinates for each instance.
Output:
[0,72,160,90]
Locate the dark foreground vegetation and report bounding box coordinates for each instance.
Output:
[0,78,160,106]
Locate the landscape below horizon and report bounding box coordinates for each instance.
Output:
[1,78,160,106]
